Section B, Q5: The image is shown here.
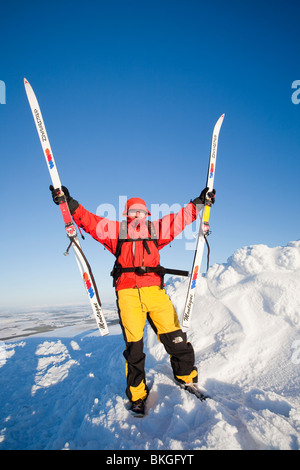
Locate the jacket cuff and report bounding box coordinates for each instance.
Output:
[68,197,80,215]
[190,198,204,210]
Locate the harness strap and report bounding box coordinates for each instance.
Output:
[111,220,188,288]
[112,265,189,276]
[115,220,158,260]
[110,264,189,288]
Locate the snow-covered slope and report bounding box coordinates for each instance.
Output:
[0,241,300,450]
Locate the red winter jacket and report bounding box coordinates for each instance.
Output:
[72,202,199,291]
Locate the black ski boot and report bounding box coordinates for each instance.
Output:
[130,398,146,417]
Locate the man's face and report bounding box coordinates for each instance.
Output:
[127,209,148,221]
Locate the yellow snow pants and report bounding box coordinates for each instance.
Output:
[117,286,198,402]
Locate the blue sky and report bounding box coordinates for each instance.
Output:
[1,0,299,309]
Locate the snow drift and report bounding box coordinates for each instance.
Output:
[0,240,300,450]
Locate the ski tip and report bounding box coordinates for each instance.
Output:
[24,77,29,85]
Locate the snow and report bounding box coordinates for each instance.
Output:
[0,240,300,450]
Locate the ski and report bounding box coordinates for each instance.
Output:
[130,408,146,418]
[182,114,225,329]
[24,78,109,336]
[179,383,210,401]
[129,385,209,418]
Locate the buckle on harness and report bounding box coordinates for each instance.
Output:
[135,266,148,275]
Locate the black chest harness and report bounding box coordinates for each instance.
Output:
[110,220,189,288]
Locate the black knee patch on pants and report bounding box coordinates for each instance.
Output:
[123,339,149,400]
[159,330,197,379]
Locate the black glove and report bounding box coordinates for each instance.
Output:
[192,187,216,207]
[49,185,79,214]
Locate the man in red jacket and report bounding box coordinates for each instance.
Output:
[50,186,214,415]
